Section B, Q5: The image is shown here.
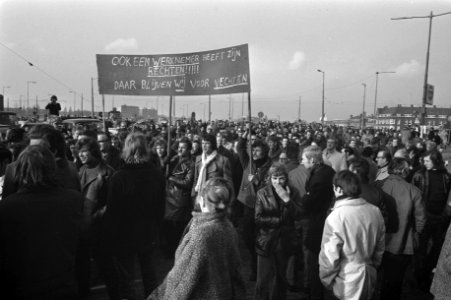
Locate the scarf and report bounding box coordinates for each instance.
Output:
[194,150,218,193]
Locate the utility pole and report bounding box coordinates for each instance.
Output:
[317,70,325,124]
[298,96,301,121]
[374,71,396,120]
[81,93,84,116]
[361,83,367,129]
[391,10,451,125]
[91,77,95,117]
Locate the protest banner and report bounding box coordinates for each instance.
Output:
[96,44,250,96]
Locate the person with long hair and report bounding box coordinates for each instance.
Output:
[102,132,165,300]
[0,145,83,299]
[412,150,451,292]
[149,177,245,300]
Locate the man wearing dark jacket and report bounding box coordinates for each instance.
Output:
[299,145,335,300]
[236,133,272,280]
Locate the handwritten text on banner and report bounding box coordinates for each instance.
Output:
[96,44,250,96]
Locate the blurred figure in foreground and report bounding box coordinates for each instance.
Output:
[0,145,83,299]
[148,177,245,300]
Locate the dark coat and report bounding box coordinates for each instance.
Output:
[3,158,81,198]
[148,211,245,300]
[300,163,335,253]
[165,155,194,221]
[79,161,115,231]
[255,185,302,256]
[103,163,165,254]
[191,152,233,198]
[0,187,83,299]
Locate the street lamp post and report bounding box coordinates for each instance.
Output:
[69,91,76,116]
[374,71,396,125]
[317,70,325,124]
[391,10,451,125]
[27,81,37,112]
[2,86,10,110]
[361,83,367,129]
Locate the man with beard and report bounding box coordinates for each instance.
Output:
[236,132,272,281]
[164,137,195,258]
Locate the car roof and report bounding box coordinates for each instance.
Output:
[62,118,101,124]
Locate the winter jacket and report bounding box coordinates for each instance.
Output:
[319,198,385,300]
[148,211,245,300]
[165,155,194,221]
[255,185,302,256]
[381,175,426,255]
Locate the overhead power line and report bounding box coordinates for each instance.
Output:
[0,40,76,92]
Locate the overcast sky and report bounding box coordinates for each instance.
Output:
[1,0,451,121]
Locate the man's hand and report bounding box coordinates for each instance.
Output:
[274,184,290,203]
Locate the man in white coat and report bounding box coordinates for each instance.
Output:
[319,170,385,300]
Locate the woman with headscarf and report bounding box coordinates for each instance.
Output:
[148,177,245,300]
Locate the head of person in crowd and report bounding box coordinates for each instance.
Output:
[201,134,217,156]
[177,137,192,159]
[326,138,338,152]
[251,139,269,161]
[97,132,112,154]
[191,139,202,157]
[76,137,102,167]
[0,146,12,177]
[423,150,445,171]
[268,162,288,189]
[206,125,214,135]
[376,148,391,169]
[223,135,234,151]
[6,127,27,161]
[216,132,225,148]
[15,145,57,190]
[153,139,167,158]
[391,137,401,148]
[78,130,97,141]
[333,170,362,200]
[301,145,323,170]
[361,146,374,159]
[122,132,149,164]
[111,135,121,150]
[67,139,78,162]
[286,142,300,163]
[72,126,84,140]
[388,157,410,179]
[348,138,357,149]
[348,156,371,184]
[281,137,289,149]
[408,146,421,168]
[199,177,232,213]
[28,124,67,160]
[341,146,355,161]
[278,152,288,165]
[394,147,409,159]
[416,141,426,152]
[267,135,280,152]
[425,140,437,152]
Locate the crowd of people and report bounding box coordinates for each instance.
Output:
[0,109,450,300]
